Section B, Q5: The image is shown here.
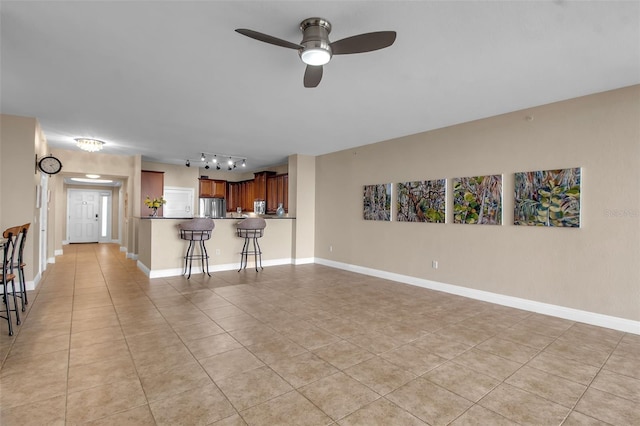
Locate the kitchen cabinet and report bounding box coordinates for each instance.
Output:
[266,174,288,214]
[227,182,240,212]
[243,180,255,212]
[253,171,275,201]
[199,178,226,198]
[226,180,254,212]
[141,170,164,216]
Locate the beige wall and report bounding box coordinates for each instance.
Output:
[289,154,315,261]
[0,114,47,284]
[315,86,640,322]
[138,218,294,273]
[51,148,137,254]
[142,161,200,190]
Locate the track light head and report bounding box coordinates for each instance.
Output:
[216,164,221,170]
[205,163,210,170]
[201,153,206,161]
[186,160,190,167]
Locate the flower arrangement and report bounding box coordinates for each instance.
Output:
[144,196,166,216]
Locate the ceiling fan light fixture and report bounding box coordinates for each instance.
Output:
[300,47,331,66]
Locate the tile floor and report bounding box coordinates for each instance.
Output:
[1,243,639,425]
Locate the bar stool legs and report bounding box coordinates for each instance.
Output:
[178,218,215,279]
[2,227,21,335]
[1,278,14,336]
[15,223,30,312]
[235,218,266,273]
[182,237,212,279]
[238,230,263,272]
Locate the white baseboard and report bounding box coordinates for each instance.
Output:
[137,258,294,278]
[54,249,63,256]
[315,258,640,335]
[294,257,315,265]
[25,271,42,291]
[126,252,138,260]
[120,246,127,252]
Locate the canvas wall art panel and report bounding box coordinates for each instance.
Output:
[397,179,446,223]
[514,167,581,227]
[453,175,503,225]
[363,183,391,221]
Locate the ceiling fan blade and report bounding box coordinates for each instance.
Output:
[304,65,323,88]
[235,29,302,50]
[330,31,397,55]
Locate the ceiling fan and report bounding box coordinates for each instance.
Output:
[235,18,396,88]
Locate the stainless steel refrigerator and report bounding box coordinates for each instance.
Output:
[199,197,226,218]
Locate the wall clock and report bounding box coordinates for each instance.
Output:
[38,155,63,175]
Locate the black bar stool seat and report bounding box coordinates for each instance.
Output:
[178,218,215,279]
[236,218,267,272]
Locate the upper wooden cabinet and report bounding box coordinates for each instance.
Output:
[199,178,226,198]
[226,180,254,212]
[253,171,276,201]
[141,170,164,216]
[266,174,288,213]
[224,171,287,213]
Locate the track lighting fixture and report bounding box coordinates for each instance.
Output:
[185,153,247,169]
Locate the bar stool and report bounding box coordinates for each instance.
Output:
[236,218,267,272]
[14,223,30,312]
[178,218,215,279]
[1,226,21,335]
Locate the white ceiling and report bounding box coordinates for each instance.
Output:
[2,1,638,171]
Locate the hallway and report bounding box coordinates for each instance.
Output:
[1,243,638,425]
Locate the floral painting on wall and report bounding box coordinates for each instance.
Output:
[363,183,391,221]
[453,175,503,225]
[514,168,581,227]
[397,179,446,223]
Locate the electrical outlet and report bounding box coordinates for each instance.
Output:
[215,249,221,255]
[432,260,438,269]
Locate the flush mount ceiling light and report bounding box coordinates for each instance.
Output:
[75,138,105,152]
[70,177,113,183]
[186,152,247,170]
[85,174,101,179]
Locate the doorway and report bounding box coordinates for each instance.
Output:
[67,189,112,243]
[39,173,48,273]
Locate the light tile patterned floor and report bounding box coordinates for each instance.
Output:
[1,243,639,425]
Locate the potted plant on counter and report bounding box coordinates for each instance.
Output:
[144,195,166,217]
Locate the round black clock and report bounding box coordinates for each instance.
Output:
[38,155,63,175]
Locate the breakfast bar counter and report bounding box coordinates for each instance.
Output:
[137,216,295,277]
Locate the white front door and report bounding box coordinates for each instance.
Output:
[68,190,101,243]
